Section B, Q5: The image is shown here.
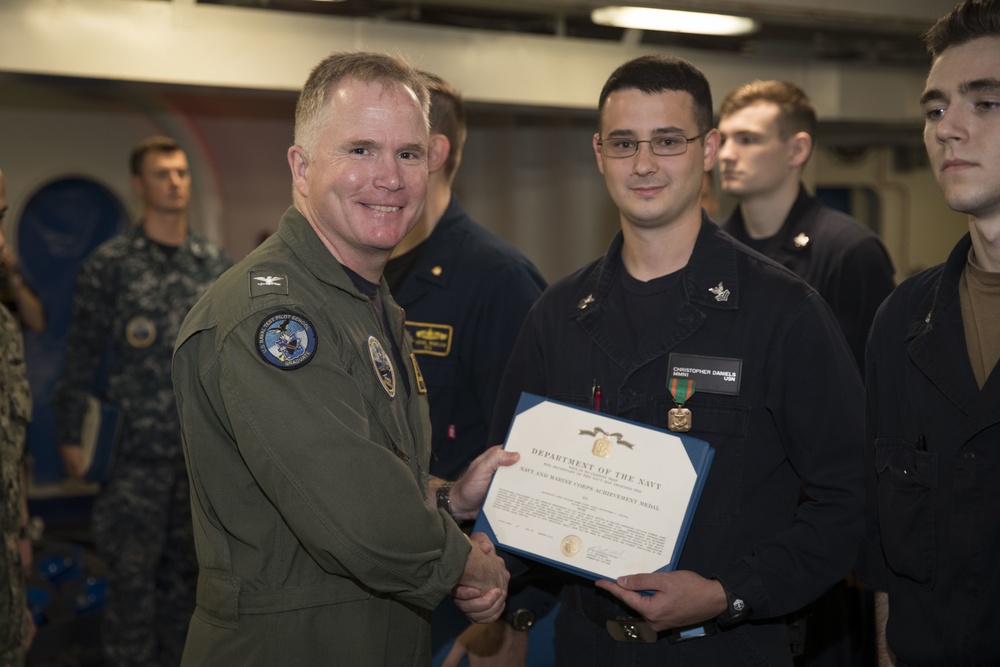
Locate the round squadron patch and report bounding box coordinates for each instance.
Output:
[125,316,157,348]
[368,335,396,398]
[257,313,317,369]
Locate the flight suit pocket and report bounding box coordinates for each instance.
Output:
[874,438,937,587]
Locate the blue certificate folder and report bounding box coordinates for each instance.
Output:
[473,393,714,582]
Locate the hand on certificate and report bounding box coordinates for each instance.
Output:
[450,445,520,521]
[454,532,510,623]
[594,570,727,632]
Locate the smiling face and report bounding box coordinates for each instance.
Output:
[594,88,716,233]
[718,100,807,200]
[922,36,1000,223]
[289,77,429,278]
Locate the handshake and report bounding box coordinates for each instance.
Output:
[436,445,519,624]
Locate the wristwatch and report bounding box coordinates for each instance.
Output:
[714,578,751,629]
[436,482,455,518]
[505,607,536,631]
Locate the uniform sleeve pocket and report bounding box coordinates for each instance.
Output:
[874,438,937,587]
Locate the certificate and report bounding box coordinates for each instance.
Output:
[474,393,714,581]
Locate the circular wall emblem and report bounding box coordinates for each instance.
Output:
[256,313,317,369]
[125,316,157,348]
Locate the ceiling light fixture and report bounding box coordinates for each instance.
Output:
[592,6,759,37]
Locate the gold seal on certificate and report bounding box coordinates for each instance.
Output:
[561,535,583,557]
[668,407,692,432]
[592,435,612,458]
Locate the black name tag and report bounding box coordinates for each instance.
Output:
[668,353,742,396]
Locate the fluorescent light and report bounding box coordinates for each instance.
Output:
[592,6,759,36]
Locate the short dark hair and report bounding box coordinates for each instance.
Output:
[130,136,183,176]
[925,0,1000,58]
[720,80,817,140]
[421,71,467,180]
[597,55,713,135]
[295,51,429,154]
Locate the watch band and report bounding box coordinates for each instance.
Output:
[505,607,536,631]
[436,481,455,517]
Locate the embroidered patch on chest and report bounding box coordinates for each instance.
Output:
[405,321,453,356]
[125,316,157,348]
[256,313,317,369]
[368,335,396,398]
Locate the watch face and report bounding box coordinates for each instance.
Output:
[512,609,535,630]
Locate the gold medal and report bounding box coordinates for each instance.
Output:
[668,407,692,432]
[667,378,695,432]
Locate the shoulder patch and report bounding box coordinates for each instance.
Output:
[256,312,317,369]
[249,270,289,297]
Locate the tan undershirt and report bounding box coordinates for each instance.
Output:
[959,249,1000,388]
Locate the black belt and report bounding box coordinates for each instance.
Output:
[579,595,717,644]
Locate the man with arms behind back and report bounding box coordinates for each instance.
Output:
[863,1,1000,664]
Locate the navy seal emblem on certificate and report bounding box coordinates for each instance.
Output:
[368,335,396,398]
[256,313,317,369]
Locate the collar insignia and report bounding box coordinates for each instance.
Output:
[250,270,289,297]
[793,233,810,248]
[709,282,731,302]
[578,294,595,310]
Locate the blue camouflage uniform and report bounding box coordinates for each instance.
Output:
[1,304,31,667]
[53,224,230,667]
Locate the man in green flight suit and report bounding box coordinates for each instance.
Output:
[171,52,513,667]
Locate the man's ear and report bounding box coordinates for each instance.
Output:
[130,174,143,198]
[789,132,813,169]
[288,146,309,198]
[428,134,451,175]
[593,133,606,175]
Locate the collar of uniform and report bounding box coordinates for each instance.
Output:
[774,184,822,255]
[129,220,211,258]
[275,206,364,299]
[409,194,468,290]
[685,215,741,311]
[723,183,817,257]
[568,214,740,318]
[908,231,972,339]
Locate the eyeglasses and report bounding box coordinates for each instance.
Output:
[597,134,705,158]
